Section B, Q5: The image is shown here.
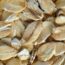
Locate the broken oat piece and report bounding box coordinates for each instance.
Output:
[17,49,30,60]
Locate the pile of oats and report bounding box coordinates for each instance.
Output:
[0,0,65,65]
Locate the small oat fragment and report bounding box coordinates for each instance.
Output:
[17,49,30,60]
[0,44,17,60]
[11,38,21,49]
[38,0,56,14]
[55,16,65,25]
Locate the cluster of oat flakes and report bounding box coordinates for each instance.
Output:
[0,0,65,65]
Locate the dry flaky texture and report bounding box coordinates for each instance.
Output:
[1,0,65,65]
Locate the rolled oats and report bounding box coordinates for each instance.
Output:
[1,0,65,65]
